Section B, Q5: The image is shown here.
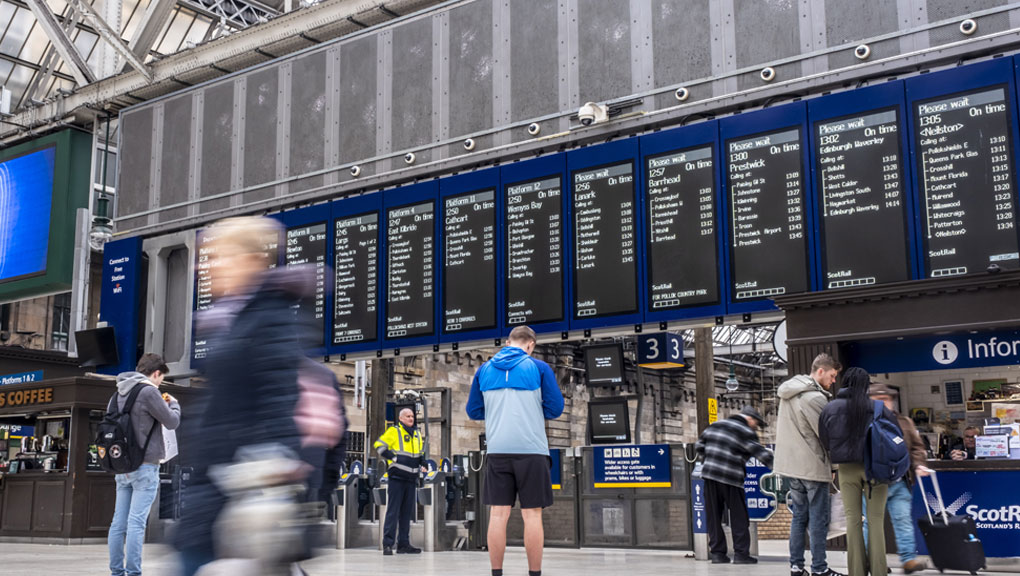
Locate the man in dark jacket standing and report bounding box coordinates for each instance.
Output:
[109,353,181,576]
[467,325,564,576]
[695,406,773,565]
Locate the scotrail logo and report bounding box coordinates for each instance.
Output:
[924,488,1020,529]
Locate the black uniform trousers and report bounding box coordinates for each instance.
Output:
[704,478,751,559]
[382,477,417,548]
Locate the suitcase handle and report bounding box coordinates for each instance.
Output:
[917,467,949,525]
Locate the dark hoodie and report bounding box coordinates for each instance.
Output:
[466,346,564,455]
[819,387,900,465]
[113,372,181,465]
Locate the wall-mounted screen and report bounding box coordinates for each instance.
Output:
[815,108,911,288]
[913,86,1019,277]
[645,145,719,309]
[0,146,57,284]
[505,176,564,326]
[588,398,632,444]
[726,127,810,301]
[334,212,379,345]
[585,343,625,386]
[285,221,327,345]
[443,189,496,334]
[572,161,638,319]
[385,201,435,339]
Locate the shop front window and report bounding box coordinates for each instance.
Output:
[50,292,71,351]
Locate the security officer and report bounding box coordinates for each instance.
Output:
[374,407,425,555]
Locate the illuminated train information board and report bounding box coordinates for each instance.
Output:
[175,58,1020,359]
[285,222,328,345]
[913,87,1019,277]
[814,109,912,288]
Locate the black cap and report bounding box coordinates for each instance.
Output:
[740,406,767,429]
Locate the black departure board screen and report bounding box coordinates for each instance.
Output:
[385,201,434,339]
[443,190,496,333]
[914,87,1020,276]
[726,128,810,300]
[815,109,911,288]
[646,146,719,309]
[334,213,378,345]
[506,176,563,326]
[572,162,638,319]
[284,222,327,344]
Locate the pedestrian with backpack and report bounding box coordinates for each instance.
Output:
[107,353,181,576]
[819,367,905,576]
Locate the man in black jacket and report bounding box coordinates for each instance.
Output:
[695,406,774,565]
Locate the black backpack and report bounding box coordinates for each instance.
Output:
[96,384,158,474]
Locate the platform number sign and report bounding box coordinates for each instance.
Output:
[638,332,685,369]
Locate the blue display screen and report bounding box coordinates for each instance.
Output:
[0,146,57,283]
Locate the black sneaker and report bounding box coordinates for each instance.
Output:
[710,555,731,564]
[733,556,758,564]
[383,546,393,556]
[792,568,808,576]
[397,545,422,554]
[812,569,847,576]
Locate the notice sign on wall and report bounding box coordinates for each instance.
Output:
[593,444,671,488]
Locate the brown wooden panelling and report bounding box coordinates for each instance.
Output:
[32,480,67,532]
[86,476,117,532]
[1,480,34,532]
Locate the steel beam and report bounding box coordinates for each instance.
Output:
[123,0,178,72]
[23,0,96,86]
[66,0,153,82]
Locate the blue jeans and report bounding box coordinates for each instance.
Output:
[788,478,831,573]
[863,479,916,563]
[108,464,160,576]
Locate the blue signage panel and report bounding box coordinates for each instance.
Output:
[844,328,1020,373]
[692,476,707,534]
[550,448,562,489]
[637,332,685,368]
[913,470,1020,558]
[329,194,383,356]
[0,146,57,285]
[99,236,143,375]
[0,370,43,385]
[0,424,34,437]
[593,444,671,488]
[281,203,332,352]
[744,455,777,521]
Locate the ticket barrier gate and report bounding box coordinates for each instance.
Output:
[335,474,378,549]
[417,470,461,551]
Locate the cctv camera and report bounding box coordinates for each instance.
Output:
[577,102,609,127]
[350,165,362,177]
[674,87,690,102]
[760,67,776,82]
[527,122,541,136]
[854,44,871,60]
[404,152,416,165]
[463,138,476,151]
[960,19,977,35]
[987,263,1002,274]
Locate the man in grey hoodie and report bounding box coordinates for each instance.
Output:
[774,353,843,576]
[109,353,181,576]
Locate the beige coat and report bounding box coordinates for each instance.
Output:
[773,374,832,483]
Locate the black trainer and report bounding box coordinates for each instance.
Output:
[792,567,808,576]
[383,546,393,556]
[812,569,847,576]
[710,555,731,564]
[733,556,758,564]
[397,545,422,554]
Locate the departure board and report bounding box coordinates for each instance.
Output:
[506,176,563,326]
[815,109,911,288]
[914,86,1020,276]
[385,201,435,339]
[284,222,327,345]
[726,128,810,300]
[334,212,379,344]
[645,145,719,309]
[572,162,638,319]
[443,190,496,334]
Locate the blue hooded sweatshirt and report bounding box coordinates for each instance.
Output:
[466,346,564,455]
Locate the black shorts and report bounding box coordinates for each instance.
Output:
[483,454,554,509]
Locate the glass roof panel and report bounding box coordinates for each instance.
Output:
[0,8,34,58]
[72,28,97,58]
[121,0,149,40]
[0,58,14,84]
[0,3,17,34]
[5,64,35,102]
[156,10,196,55]
[19,23,50,62]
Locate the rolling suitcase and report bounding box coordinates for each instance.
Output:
[916,471,986,574]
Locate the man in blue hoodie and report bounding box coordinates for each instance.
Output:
[467,326,564,576]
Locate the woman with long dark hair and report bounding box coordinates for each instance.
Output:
[819,367,901,576]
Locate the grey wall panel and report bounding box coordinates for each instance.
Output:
[159,95,192,223]
[243,67,279,205]
[825,0,898,47]
[510,0,559,121]
[734,0,800,69]
[199,81,234,214]
[117,108,153,220]
[578,0,631,103]
[652,0,712,89]
[449,0,493,138]
[928,4,1010,46]
[289,51,327,193]
[927,0,1006,21]
[392,17,434,151]
[339,36,379,165]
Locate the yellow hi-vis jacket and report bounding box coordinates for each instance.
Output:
[373,422,424,480]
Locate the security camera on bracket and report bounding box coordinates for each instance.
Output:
[576,102,610,127]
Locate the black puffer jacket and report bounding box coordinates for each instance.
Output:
[819,387,900,464]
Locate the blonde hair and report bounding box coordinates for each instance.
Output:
[206,216,281,260]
